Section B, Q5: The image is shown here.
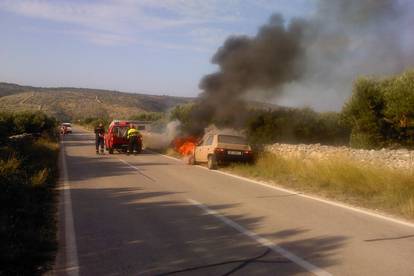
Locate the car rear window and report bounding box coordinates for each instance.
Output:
[217,135,247,145]
[114,126,128,137]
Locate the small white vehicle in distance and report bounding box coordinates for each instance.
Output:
[61,123,72,134]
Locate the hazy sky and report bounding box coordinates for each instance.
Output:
[0,0,315,97]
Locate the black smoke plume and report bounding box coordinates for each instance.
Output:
[191,0,413,134]
[191,15,306,133]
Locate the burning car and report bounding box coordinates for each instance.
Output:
[188,134,253,169]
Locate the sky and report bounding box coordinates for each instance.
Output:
[0,0,315,97]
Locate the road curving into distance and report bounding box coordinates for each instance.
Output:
[54,126,414,276]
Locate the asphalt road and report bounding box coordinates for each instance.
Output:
[54,126,414,276]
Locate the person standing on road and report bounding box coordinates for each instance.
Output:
[127,124,140,155]
[94,123,105,154]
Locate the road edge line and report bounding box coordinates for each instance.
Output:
[187,198,331,276]
[61,141,80,276]
[210,169,414,229]
[155,152,414,229]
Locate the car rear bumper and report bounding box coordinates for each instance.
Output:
[109,141,142,149]
[215,152,253,163]
[111,144,129,149]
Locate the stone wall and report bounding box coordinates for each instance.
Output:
[265,143,414,171]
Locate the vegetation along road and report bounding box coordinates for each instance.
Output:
[52,126,414,276]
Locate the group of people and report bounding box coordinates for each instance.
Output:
[94,123,141,155]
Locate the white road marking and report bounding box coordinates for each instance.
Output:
[157,153,414,229]
[188,198,331,276]
[118,157,139,170]
[117,157,156,182]
[60,141,80,276]
[210,169,414,229]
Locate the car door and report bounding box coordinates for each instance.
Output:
[197,135,212,162]
[203,135,214,161]
[194,139,204,162]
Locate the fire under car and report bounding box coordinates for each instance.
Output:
[190,134,254,169]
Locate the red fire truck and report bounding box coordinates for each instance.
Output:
[104,120,144,154]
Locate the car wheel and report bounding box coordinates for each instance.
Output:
[108,148,114,154]
[207,154,217,170]
[188,153,195,165]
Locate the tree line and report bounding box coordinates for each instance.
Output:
[171,69,414,149]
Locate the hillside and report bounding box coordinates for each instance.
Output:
[0,82,192,120]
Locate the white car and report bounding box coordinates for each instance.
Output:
[61,123,72,134]
[192,134,253,169]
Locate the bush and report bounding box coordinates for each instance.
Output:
[0,113,59,275]
[383,71,414,146]
[342,78,386,148]
[0,112,14,143]
[0,111,57,143]
[79,117,111,130]
[170,103,204,136]
[246,108,350,146]
[129,112,164,122]
[169,103,350,146]
[342,70,414,149]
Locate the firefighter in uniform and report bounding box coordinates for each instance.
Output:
[127,124,141,155]
[94,123,105,154]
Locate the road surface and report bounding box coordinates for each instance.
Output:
[54,126,414,275]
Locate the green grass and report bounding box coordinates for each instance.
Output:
[0,137,59,275]
[224,152,414,219]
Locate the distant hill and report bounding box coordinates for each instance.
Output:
[0,82,193,120]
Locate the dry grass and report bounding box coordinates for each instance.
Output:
[225,152,414,219]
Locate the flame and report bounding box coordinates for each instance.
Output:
[173,136,198,156]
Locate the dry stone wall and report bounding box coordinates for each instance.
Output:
[265,143,414,171]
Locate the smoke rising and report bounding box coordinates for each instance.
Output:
[282,0,412,111]
[142,120,180,150]
[196,0,413,122]
[197,14,306,124]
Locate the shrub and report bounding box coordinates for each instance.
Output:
[13,111,57,135]
[170,103,204,135]
[0,111,57,142]
[342,70,414,149]
[342,78,386,148]
[170,103,351,146]
[383,70,414,146]
[0,112,14,143]
[246,108,350,146]
[0,112,59,275]
[129,112,164,122]
[79,117,111,130]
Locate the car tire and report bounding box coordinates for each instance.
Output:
[188,153,195,165]
[108,148,114,154]
[207,154,217,170]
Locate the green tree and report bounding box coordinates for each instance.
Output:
[383,70,414,145]
[341,78,386,149]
